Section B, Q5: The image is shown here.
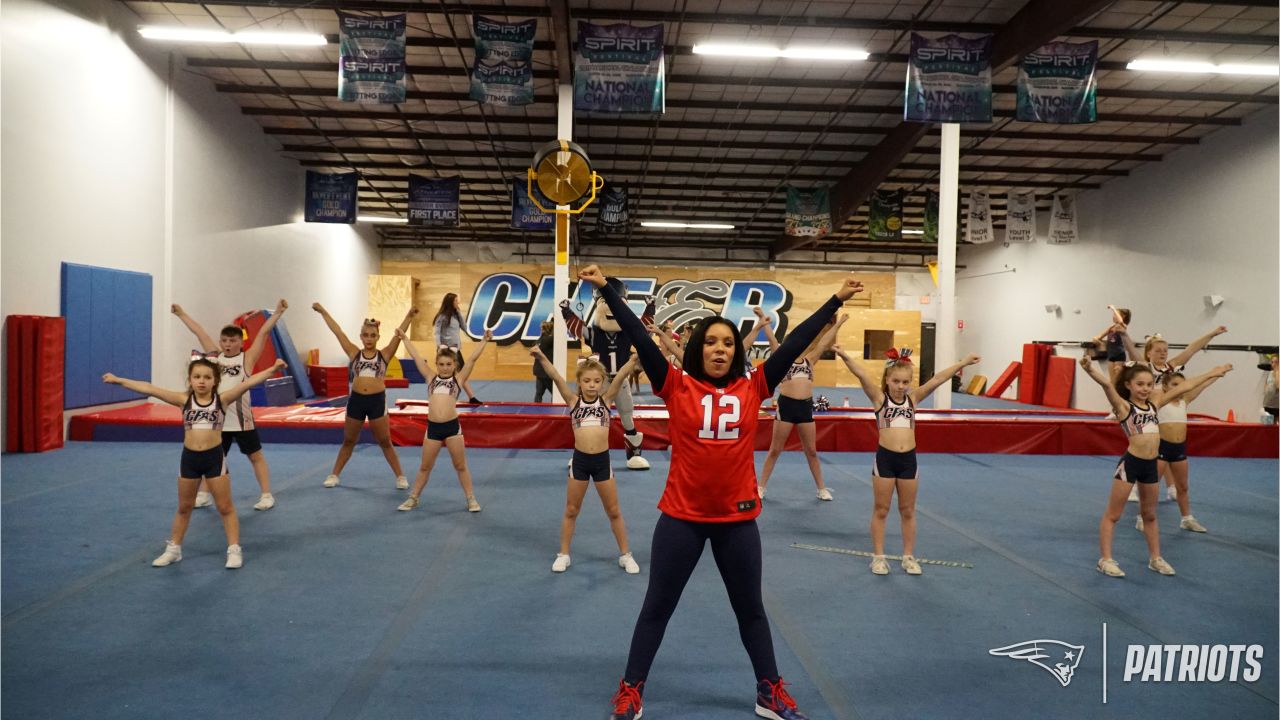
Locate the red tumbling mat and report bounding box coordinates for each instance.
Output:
[1018,343,1052,405]
[1041,356,1077,409]
[234,310,281,375]
[986,361,1021,399]
[307,365,348,397]
[6,315,66,452]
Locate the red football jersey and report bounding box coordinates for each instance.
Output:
[655,362,770,522]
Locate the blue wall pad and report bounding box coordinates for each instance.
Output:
[60,263,152,408]
[399,356,425,383]
[269,316,315,399]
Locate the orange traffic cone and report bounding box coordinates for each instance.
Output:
[1226,409,1235,423]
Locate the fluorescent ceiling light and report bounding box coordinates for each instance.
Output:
[358,215,408,224]
[139,26,326,45]
[1127,58,1278,77]
[902,229,925,235]
[641,221,736,229]
[692,43,868,61]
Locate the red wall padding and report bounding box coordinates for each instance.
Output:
[1041,356,1077,409]
[6,315,66,452]
[985,361,1022,399]
[1018,343,1053,405]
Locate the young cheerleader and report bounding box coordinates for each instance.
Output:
[396,327,492,513]
[1080,356,1231,578]
[312,303,417,489]
[171,299,287,511]
[833,346,979,575]
[584,263,864,720]
[103,356,286,569]
[530,347,640,574]
[1133,368,1232,534]
[757,308,847,502]
[433,292,481,404]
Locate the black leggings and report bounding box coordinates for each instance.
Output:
[624,513,777,684]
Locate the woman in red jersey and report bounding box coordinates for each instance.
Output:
[583,264,863,720]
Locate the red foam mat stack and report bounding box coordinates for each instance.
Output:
[6,315,66,453]
[307,365,349,397]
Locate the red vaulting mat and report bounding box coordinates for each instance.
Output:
[6,315,66,452]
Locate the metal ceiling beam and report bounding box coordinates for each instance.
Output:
[213,82,1278,107]
[142,0,1278,45]
[240,105,1243,127]
[302,159,1104,188]
[281,144,1131,176]
[774,0,1121,258]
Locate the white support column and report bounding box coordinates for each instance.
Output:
[934,123,960,409]
[553,84,573,381]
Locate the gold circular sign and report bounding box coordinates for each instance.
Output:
[532,140,594,205]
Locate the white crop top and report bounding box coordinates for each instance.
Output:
[429,374,461,399]
[876,395,916,430]
[569,395,610,430]
[1157,400,1187,424]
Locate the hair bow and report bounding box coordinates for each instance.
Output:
[190,349,219,361]
[1144,332,1164,343]
[884,347,914,366]
[364,318,381,327]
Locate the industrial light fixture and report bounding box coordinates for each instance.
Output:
[139,26,327,45]
[902,229,925,236]
[640,220,736,229]
[357,215,409,224]
[1127,58,1278,77]
[692,43,868,61]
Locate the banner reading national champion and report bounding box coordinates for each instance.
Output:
[904,33,993,123]
[337,11,406,104]
[408,176,460,227]
[469,16,536,107]
[1016,41,1098,124]
[574,22,665,114]
[304,171,358,224]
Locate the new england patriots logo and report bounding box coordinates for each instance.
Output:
[989,639,1084,687]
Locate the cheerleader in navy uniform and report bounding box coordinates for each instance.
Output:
[102,356,286,569]
[312,303,416,490]
[1080,356,1231,578]
[396,327,492,512]
[531,347,640,574]
[833,346,978,575]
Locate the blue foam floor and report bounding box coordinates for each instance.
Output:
[3,443,1275,719]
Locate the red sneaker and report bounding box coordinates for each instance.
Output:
[756,677,809,720]
[609,679,644,720]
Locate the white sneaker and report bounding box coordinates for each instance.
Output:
[1097,557,1125,578]
[619,552,640,574]
[870,555,889,575]
[1180,515,1207,533]
[397,495,420,511]
[552,553,571,572]
[901,555,923,575]
[152,541,182,567]
[1127,485,1139,503]
[323,474,340,488]
[1135,516,1145,532]
[253,493,275,511]
[194,491,213,508]
[816,487,833,501]
[466,495,482,513]
[396,475,409,490]
[225,544,243,569]
[1166,485,1178,502]
[1148,556,1176,576]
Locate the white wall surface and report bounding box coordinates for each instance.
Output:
[2,0,379,436]
[956,109,1279,420]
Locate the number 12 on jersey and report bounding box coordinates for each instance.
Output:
[698,394,741,440]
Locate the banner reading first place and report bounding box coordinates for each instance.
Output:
[337,11,406,104]
[574,22,665,114]
[408,176,460,227]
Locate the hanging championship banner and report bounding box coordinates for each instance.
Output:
[574,22,665,114]
[1005,192,1037,243]
[1017,41,1098,124]
[408,176,460,227]
[785,187,831,238]
[595,184,629,233]
[923,189,940,243]
[337,12,406,104]
[905,33,993,123]
[470,16,536,107]
[510,179,553,230]
[304,171,358,224]
[1048,193,1078,244]
[868,189,904,241]
[966,191,994,244]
